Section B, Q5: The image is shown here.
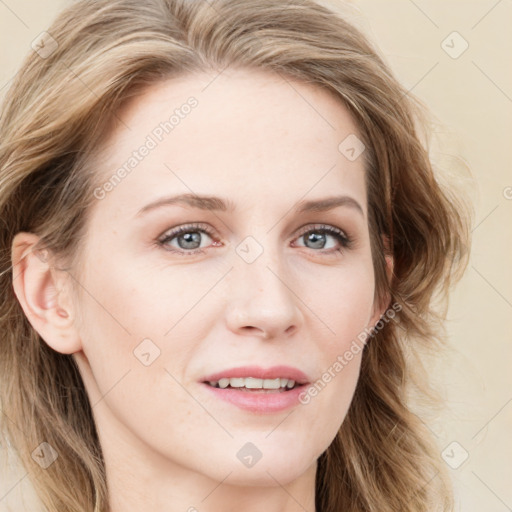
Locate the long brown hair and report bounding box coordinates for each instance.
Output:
[0,1,472,510]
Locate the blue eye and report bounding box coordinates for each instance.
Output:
[294,224,352,253]
[158,223,215,255]
[157,222,353,256]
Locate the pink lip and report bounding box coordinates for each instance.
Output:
[199,365,311,414]
[201,382,308,413]
[201,365,310,385]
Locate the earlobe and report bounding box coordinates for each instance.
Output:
[11,232,82,355]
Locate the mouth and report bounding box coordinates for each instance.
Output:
[199,366,311,413]
[203,377,304,393]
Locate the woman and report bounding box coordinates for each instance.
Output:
[0,0,472,510]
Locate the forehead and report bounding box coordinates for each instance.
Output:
[91,67,368,219]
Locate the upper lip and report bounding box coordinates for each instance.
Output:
[201,365,310,385]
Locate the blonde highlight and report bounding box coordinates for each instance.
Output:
[0,1,472,510]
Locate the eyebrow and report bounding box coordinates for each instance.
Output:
[135,193,364,217]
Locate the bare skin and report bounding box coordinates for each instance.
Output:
[12,68,391,512]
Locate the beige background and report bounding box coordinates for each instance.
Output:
[1,1,511,510]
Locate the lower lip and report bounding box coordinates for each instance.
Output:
[200,382,308,413]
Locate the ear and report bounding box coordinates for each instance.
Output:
[11,232,82,354]
[368,234,394,330]
[383,233,394,290]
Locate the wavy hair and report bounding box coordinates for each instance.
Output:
[0,0,472,510]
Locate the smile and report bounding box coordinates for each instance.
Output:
[206,377,299,391]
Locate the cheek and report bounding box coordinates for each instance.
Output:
[296,259,374,411]
[72,262,211,465]
[299,257,376,349]
[72,252,223,410]
[77,249,216,343]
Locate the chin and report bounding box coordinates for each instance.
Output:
[222,453,315,487]
[224,467,303,487]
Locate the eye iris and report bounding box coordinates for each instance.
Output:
[178,231,201,249]
[163,226,344,253]
[305,232,326,249]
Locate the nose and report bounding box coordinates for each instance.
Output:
[224,253,304,340]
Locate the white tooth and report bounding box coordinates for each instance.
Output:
[245,377,263,389]
[218,378,230,388]
[229,378,245,388]
[263,378,281,389]
[208,381,217,387]
[286,380,295,388]
[280,378,289,388]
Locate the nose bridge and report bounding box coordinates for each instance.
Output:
[235,236,294,308]
[224,235,303,338]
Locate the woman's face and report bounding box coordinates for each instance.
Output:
[70,68,386,487]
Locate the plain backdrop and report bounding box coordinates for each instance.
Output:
[1,1,511,511]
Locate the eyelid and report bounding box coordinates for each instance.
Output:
[157,222,217,256]
[158,222,348,240]
[294,223,348,239]
[158,222,214,241]
[292,223,353,251]
[157,221,353,255]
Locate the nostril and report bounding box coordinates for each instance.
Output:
[285,325,296,335]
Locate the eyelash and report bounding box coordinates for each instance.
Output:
[157,222,354,257]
